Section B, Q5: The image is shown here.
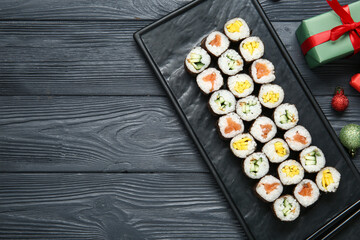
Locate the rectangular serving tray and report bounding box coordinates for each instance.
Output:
[134,0,360,239]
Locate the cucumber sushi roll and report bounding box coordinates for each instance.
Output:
[278,160,304,185]
[235,95,262,121]
[185,47,211,75]
[208,90,236,115]
[299,146,326,173]
[243,152,270,179]
[196,68,224,94]
[250,116,277,143]
[217,113,244,139]
[284,125,312,151]
[230,133,257,158]
[202,31,230,57]
[239,36,264,62]
[250,59,276,84]
[316,167,341,193]
[228,74,254,98]
[223,18,250,42]
[262,138,290,163]
[218,49,244,76]
[273,195,300,221]
[294,179,320,207]
[258,84,284,109]
[273,103,299,130]
[256,175,283,202]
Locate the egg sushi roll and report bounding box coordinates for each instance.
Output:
[235,95,262,121]
[316,167,341,193]
[218,49,244,76]
[223,18,250,42]
[284,125,312,151]
[294,179,320,207]
[273,195,300,221]
[256,175,283,202]
[273,103,299,130]
[217,113,244,139]
[185,47,211,75]
[239,36,264,62]
[208,90,236,115]
[250,59,275,84]
[278,160,304,185]
[299,146,326,173]
[258,84,284,109]
[196,68,224,94]
[243,152,270,179]
[262,138,290,163]
[230,133,257,158]
[250,116,277,143]
[202,31,230,57]
[228,74,254,98]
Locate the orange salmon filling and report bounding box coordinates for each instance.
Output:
[260,124,272,138]
[298,182,313,197]
[256,63,271,79]
[203,72,216,91]
[209,34,221,47]
[293,131,307,144]
[224,118,241,134]
[262,182,280,194]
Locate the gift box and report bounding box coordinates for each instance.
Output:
[296,0,360,68]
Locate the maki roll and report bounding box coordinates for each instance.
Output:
[243,152,270,179]
[299,146,326,173]
[294,179,320,207]
[230,133,257,158]
[278,160,304,185]
[223,18,250,42]
[196,68,224,94]
[250,59,275,84]
[239,36,264,62]
[218,49,244,76]
[284,125,312,151]
[228,74,254,98]
[208,90,236,115]
[185,47,211,75]
[273,195,300,221]
[316,167,341,193]
[273,103,299,130]
[256,175,283,202]
[217,113,244,139]
[202,31,230,57]
[262,138,290,163]
[235,95,262,121]
[258,84,284,109]
[250,116,277,143]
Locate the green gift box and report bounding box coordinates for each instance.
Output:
[296,1,360,68]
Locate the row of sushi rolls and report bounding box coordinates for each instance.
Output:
[185,18,341,222]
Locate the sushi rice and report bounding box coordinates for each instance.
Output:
[299,146,326,173]
[273,103,299,130]
[278,160,304,185]
[185,47,211,74]
[239,36,264,62]
[294,179,320,207]
[217,113,244,139]
[196,68,224,94]
[235,95,262,121]
[258,84,284,109]
[218,49,244,76]
[243,152,270,179]
[228,74,254,98]
[273,195,300,221]
[256,175,283,202]
[262,138,290,163]
[284,125,312,151]
[250,116,277,143]
[203,31,230,57]
[230,133,257,158]
[209,90,236,115]
[316,167,341,193]
[223,18,250,42]
[250,59,275,84]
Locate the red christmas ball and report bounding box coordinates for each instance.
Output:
[331,87,349,112]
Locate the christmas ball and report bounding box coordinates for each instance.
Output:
[339,124,360,157]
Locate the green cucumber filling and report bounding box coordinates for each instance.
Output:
[279,110,295,124]
[304,150,321,166]
[214,95,231,111]
[250,157,262,175]
[240,101,257,114]
[282,198,293,216]
[189,53,204,70]
[226,55,236,70]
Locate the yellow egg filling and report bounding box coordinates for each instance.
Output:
[321,169,334,190]
[282,165,300,178]
[262,91,279,103]
[226,20,243,33]
[243,41,259,55]
[274,141,287,157]
[233,137,252,150]
[234,80,251,93]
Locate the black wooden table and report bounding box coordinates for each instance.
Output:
[0,0,359,239]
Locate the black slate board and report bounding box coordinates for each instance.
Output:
[134,0,360,239]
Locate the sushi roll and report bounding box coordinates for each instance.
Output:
[273,195,300,221]
[223,18,250,42]
[208,90,236,115]
[217,113,244,139]
[284,125,312,151]
[196,68,224,94]
[185,47,211,75]
[202,31,230,57]
[294,179,320,207]
[299,146,326,173]
[250,59,276,84]
[316,167,341,193]
[278,160,304,185]
[250,116,277,143]
[256,175,283,202]
[262,138,290,163]
[239,37,264,62]
[235,95,262,121]
[218,49,244,76]
[258,84,284,109]
[243,152,270,179]
[273,103,299,130]
[230,133,257,158]
[228,74,254,98]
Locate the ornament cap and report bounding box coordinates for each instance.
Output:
[334,86,344,95]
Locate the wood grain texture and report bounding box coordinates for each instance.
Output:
[0,173,245,240]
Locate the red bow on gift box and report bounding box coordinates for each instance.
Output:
[350,74,360,92]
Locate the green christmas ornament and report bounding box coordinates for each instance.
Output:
[339,124,360,158]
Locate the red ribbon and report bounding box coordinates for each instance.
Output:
[350,73,360,93]
[301,0,360,56]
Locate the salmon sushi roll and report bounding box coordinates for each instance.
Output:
[217,113,244,139]
[250,59,276,84]
[196,68,223,94]
[316,167,341,193]
[185,47,211,75]
[256,175,283,202]
[235,95,262,121]
[202,31,230,57]
[294,179,320,207]
[273,195,300,221]
[230,133,257,158]
[284,125,312,151]
[243,152,270,179]
[258,84,284,109]
[239,37,264,63]
[208,90,236,115]
[223,18,250,42]
[262,138,290,163]
[218,49,244,76]
[273,103,299,130]
[278,160,304,185]
[299,146,326,173]
[228,74,254,98]
[250,116,277,143]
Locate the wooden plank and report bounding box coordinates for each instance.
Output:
[0,173,245,240]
